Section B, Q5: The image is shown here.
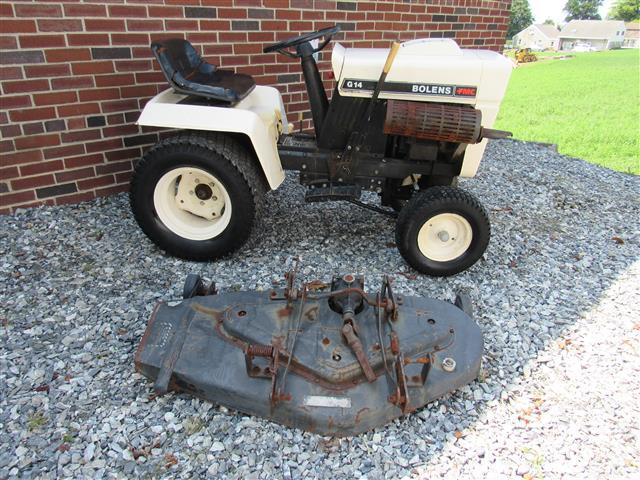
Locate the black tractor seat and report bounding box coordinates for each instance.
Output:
[152,38,255,106]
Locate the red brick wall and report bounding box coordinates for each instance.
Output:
[0,0,511,213]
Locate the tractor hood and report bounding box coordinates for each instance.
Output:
[331,38,513,108]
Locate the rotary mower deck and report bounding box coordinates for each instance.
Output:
[135,269,483,436]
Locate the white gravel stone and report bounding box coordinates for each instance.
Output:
[210,442,225,452]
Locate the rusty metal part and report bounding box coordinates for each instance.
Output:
[392,353,413,413]
[384,100,481,143]
[384,100,512,144]
[480,127,513,140]
[341,322,376,382]
[245,344,274,378]
[135,269,484,436]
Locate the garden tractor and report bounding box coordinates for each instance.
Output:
[131,26,513,276]
[515,48,538,64]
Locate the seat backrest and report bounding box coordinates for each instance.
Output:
[151,38,209,85]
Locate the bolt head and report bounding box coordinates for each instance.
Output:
[442,357,456,372]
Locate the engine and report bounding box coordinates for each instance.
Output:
[331,38,514,176]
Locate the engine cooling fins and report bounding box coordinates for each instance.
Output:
[135,269,483,436]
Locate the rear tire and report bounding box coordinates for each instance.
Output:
[395,186,490,276]
[130,132,265,261]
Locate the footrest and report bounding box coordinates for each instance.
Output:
[305,183,361,203]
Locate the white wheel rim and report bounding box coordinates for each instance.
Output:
[153,167,232,241]
[417,213,473,262]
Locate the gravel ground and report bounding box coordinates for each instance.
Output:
[1,139,639,479]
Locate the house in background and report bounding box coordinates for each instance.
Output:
[623,22,640,48]
[513,24,560,51]
[558,20,626,51]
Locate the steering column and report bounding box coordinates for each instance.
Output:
[263,26,341,138]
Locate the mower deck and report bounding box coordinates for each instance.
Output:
[135,273,483,436]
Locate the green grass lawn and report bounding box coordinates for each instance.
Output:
[495,49,640,174]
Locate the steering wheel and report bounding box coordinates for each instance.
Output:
[263,26,341,57]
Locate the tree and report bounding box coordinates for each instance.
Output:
[543,18,559,29]
[564,0,604,21]
[508,0,534,38]
[608,0,640,21]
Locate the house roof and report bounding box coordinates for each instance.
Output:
[559,20,626,40]
[535,24,560,39]
[514,24,559,40]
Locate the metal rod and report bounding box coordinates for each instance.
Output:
[346,198,398,218]
[366,41,401,122]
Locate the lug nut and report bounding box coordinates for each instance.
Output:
[212,196,217,201]
[195,178,200,183]
[200,201,205,205]
[189,190,194,195]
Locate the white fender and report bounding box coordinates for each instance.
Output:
[137,86,289,190]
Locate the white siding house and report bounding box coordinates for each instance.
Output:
[558,20,626,51]
[513,24,560,51]
[623,23,639,48]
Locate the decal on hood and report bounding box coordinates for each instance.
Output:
[341,79,477,98]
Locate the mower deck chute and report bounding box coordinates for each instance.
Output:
[135,271,483,436]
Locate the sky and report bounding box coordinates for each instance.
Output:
[530,0,616,25]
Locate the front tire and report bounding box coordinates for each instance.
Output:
[130,132,265,261]
[395,186,490,276]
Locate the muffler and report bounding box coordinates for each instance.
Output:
[384,100,511,144]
